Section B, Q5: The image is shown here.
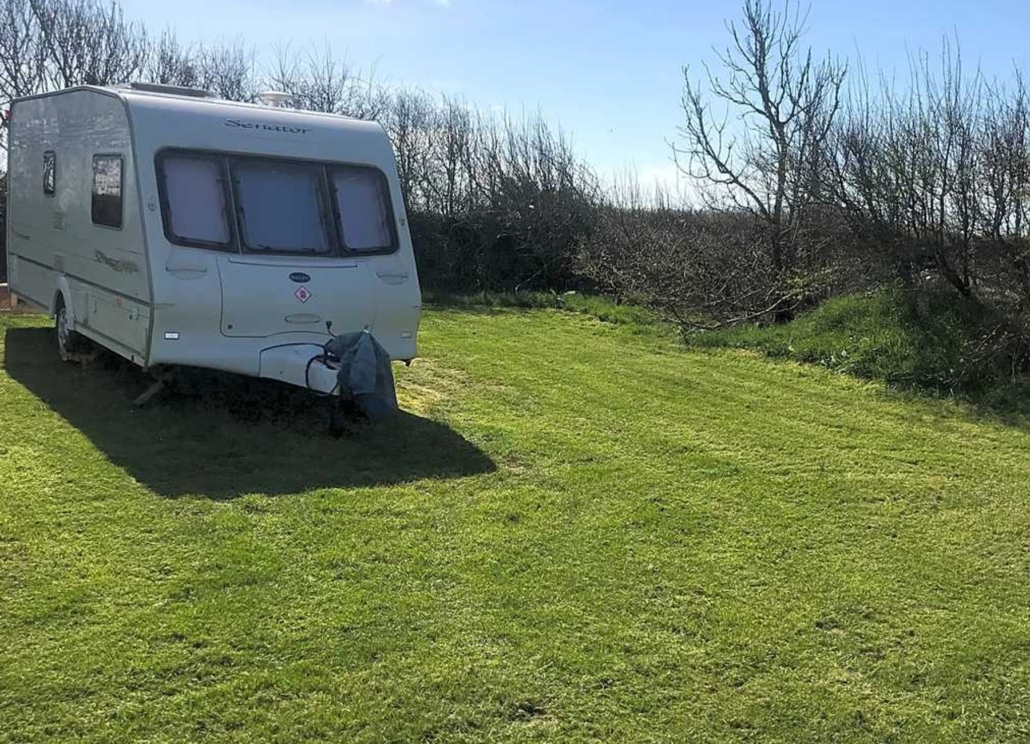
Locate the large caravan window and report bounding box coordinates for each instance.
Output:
[152,150,400,257]
[331,167,395,253]
[158,154,232,248]
[92,155,123,229]
[43,151,56,196]
[232,160,331,254]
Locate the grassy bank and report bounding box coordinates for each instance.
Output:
[690,288,1030,414]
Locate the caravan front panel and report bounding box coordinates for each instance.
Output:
[123,90,421,377]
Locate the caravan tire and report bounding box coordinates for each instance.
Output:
[55,302,88,362]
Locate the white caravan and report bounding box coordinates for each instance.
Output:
[5,83,421,400]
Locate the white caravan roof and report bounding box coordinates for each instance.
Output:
[22,84,399,172]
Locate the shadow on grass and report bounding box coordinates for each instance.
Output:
[4,327,496,499]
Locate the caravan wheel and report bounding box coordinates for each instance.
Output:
[55,302,88,362]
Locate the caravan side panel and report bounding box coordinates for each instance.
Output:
[7,89,151,363]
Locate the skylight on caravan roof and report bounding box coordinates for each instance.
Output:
[116,82,216,99]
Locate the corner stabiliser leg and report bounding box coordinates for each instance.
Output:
[133,379,167,408]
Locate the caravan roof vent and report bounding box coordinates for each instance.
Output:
[258,91,294,108]
[120,82,216,98]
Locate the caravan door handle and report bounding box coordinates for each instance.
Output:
[285,313,322,325]
[165,250,210,279]
[376,271,409,285]
[166,266,208,279]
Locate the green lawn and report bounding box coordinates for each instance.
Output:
[2,307,1030,743]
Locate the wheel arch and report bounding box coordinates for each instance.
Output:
[52,276,75,326]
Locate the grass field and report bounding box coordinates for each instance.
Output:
[2,307,1030,742]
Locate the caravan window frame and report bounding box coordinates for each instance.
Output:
[328,165,400,255]
[91,153,124,230]
[226,155,338,257]
[155,150,238,252]
[152,148,401,258]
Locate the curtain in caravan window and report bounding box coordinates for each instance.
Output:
[43,151,56,196]
[162,156,230,246]
[91,155,123,229]
[332,168,394,252]
[234,161,330,254]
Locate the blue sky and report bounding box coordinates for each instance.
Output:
[121,0,1030,186]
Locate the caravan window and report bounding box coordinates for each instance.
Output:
[158,153,232,249]
[152,150,400,256]
[231,160,331,255]
[43,151,56,196]
[331,167,396,253]
[91,155,123,229]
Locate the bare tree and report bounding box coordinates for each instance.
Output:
[144,30,201,89]
[266,42,388,118]
[194,40,255,102]
[0,0,46,106]
[900,44,982,297]
[977,73,1030,302]
[827,42,987,299]
[0,0,47,154]
[675,0,846,318]
[383,87,437,209]
[31,0,147,88]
